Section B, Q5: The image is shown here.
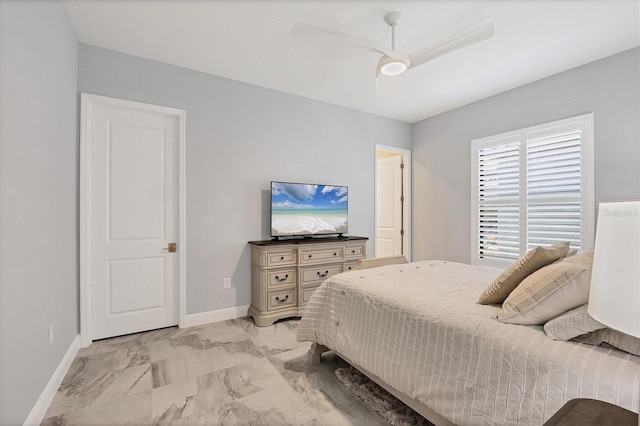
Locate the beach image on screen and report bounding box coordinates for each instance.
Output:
[271,183,348,236]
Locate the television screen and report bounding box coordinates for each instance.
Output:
[271,181,348,237]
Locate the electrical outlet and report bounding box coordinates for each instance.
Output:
[223,277,231,289]
[48,324,54,346]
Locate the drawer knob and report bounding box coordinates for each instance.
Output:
[275,295,289,303]
[317,270,329,277]
[334,252,337,256]
[308,254,312,258]
[348,266,352,270]
[280,256,284,260]
[351,250,356,253]
[275,274,289,282]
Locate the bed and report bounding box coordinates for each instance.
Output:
[296,259,640,425]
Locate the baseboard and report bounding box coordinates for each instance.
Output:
[183,304,250,328]
[24,334,80,425]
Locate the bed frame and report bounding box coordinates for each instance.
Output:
[309,343,455,426]
[350,254,409,270]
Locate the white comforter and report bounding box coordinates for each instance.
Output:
[296,261,640,425]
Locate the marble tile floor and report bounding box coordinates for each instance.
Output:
[41,317,389,425]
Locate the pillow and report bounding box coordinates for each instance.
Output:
[544,304,604,340]
[561,250,594,267]
[574,328,640,357]
[496,261,591,325]
[478,242,570,305]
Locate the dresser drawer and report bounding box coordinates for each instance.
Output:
[300,285,319,305]
[345,260,359,272]
[299,246,343,264]
[345,244,365,259]
[268,250,296,267]
[267,268,296,289]
[300,264,343,285]
[268,289,297,310]
[251,246,297,267]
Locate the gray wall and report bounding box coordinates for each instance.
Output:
[78,44,412,315]
[412,47,640,263]
[0,1,79,423]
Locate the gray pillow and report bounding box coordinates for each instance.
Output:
[544,304,604,340]
[574,328,640,357]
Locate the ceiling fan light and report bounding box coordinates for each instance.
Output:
[380,61,407,76]
[377,55,409,76]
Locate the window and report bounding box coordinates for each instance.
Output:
[471,114,594,267]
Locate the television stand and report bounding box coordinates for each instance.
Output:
[247,236,368,326]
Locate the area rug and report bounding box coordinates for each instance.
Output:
[335,366,434,426]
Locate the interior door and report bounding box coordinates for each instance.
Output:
[88,97,179,340]
[376,154,403,257]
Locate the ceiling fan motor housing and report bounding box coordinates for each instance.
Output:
[384,11,402,26]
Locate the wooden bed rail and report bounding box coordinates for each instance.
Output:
[350,255,408,270]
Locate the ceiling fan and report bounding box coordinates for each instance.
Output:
[314,12,495,78]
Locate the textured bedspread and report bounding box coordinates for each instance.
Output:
[296,260,640,425]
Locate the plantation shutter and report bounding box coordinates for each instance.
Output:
[471,114,594,266]
[477,141,521,261]
[526,130,582,250]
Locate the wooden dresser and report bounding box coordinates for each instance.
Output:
[248,236,368,326]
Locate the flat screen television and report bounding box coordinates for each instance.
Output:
[271,181,348,238]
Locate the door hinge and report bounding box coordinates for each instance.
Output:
[400,195,405,203]
[400,163,405,169]
[400,229,405,236]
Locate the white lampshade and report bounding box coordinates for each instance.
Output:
[588,201,640,338]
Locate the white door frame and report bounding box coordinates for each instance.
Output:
[79,93,187,347]
[375,145,411,261]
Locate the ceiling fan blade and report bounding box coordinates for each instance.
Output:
[375,73,383,98]
[375,71,393,98]
[408,16,494,69]
[312,32,390,56]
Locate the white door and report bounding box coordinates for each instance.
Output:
[85,94,182,340]
[376,154,403,257]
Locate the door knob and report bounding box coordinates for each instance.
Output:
[163,243,177,253]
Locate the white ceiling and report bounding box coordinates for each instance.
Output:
[62,0,640,123]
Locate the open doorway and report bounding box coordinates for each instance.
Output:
[375,145,411,260]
